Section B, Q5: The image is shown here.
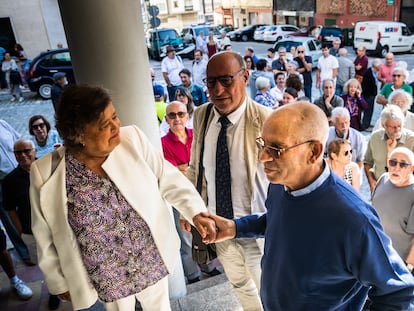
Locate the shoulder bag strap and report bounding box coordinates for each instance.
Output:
[196,103,213,193]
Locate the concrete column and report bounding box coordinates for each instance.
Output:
[57,0,187,300]
[57,0,160,147]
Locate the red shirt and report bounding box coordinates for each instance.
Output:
[161,128,193,166]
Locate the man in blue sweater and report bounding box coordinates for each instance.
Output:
[208,102,414,310]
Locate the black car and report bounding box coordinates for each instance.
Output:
[228,24,268,42]
[317,26,345,48]
[27,48,75,99]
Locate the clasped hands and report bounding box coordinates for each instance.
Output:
[191,212,236,244]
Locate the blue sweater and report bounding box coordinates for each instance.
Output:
[235,172,414,310]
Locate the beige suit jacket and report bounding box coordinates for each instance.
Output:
[187,98,270,215]
[30,126,206,310]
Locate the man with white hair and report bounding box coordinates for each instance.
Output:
[376,67,413,106]
[326,107,365,168]
[373,89,414,132]
[364,105,414,192]
[372,146,414,273]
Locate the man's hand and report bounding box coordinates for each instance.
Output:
[58,291,71,302]
[193,212,217,243]
[208,213,236,243]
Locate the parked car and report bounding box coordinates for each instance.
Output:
[263,24,300,42]
[227,24,268,42]
[317,26,344,47]
[147,28,194,60]
[27,48,75,99]
[354,21,414,57]
[286,26,322,38]
[253,25,271,41]
[215,24,234,33]
[273,37,322,68]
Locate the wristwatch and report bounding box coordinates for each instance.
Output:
[407,263,414,273]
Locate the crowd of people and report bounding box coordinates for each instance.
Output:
[1,43,414,311]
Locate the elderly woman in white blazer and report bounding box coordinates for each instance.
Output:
[30,85,214,311]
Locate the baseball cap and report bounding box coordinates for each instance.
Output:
[53,72,66,81]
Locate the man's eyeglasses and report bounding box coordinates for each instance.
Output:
[297,51,305,53]
[392,74,402,78]
[343,150,353,156]
[203,68,245,88]
[255,137,315,159]
[32,123,46,130]
[167,111,187,119]
[14,148,34,155]
[388,159,411,169]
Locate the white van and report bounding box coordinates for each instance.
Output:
[354,21,414,57]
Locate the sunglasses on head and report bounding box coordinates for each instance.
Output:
[388,159,411,169]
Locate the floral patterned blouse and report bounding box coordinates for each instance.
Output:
[65,152,168,302]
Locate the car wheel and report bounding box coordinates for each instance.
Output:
[38,82,52,99]
[241,34,248,42]
[380,46,388,58]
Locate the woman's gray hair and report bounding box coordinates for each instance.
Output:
[380,105,405,126]
[388,89,413,114]
[255,76,270,91]
[342,78,362,95]
[331,107,350,123]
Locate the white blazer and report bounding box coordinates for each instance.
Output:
[30,125,206,310]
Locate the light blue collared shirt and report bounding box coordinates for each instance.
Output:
[288,160,330,197]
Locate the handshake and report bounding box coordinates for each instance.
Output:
[189,212,236,244]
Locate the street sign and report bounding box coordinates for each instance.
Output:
[148,5,159,17]
[151,17,161,28]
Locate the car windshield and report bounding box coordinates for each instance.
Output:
[275,41,302,51]
[194,27,210,36]
[157,30,178,42]
[256,26,267,31]
[268,26,278,31]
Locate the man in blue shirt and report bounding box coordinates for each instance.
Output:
[207,102,414,310]
[179,68,206,107]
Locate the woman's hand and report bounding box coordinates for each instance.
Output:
[180,219,192,233]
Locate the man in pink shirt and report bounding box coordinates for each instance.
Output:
[379,53,396,87]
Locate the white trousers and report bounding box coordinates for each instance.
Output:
[104,276,171,311]
[216,238,264,311]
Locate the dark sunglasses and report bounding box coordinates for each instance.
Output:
[167,111,187,119]
[388,159,411,169]
[392,74,402,77]
[344,150,353,156]
[297,51,305,53]
[32,123,46,130]
[14,148,34,155]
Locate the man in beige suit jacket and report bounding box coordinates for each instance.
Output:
[187,51,270,311]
